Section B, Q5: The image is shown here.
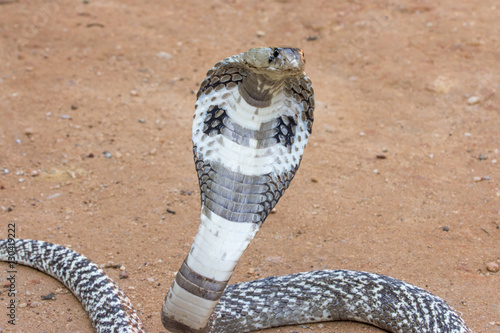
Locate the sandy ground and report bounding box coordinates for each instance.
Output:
[0,0,499,332]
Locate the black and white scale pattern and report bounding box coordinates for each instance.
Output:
[213,270,471,333]
[162,47,316,332]
[0,238,144,333]
[191,47,314,226]
[0,240,472,333]
[0,47,472,333]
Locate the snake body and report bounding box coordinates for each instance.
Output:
[162,47,313,333]
[0,47,471,333]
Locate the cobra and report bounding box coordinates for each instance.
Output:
[0,47,471,333]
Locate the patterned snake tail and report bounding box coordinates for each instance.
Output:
[0,47,472,333]
[0,238,144,333]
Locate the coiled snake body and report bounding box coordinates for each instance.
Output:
[0,47,471,333]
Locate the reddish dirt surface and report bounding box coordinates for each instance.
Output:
[0,1,499,332]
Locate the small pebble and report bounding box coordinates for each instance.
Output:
[147,277,155,283]
[130,90,139,97]
[486,262,499,273]
[41,292,56,300]
[103,151,112,158]
[467,96,480,105]
[474,176,489,182]
[376,154,386,159]
[60,115,71,119]
[310,177,318,183]
[30,301,42,308]
[3,169,9,174]
[138,119,146,123]
[47,193,62,200]
[256,30,266,37]
[426,75,453,93]
[156,51,172,59]
[71,104,78,110]
[477,154,488,160]
[442,226,450,232]
[119,271,129,279]
[19,303,27,308]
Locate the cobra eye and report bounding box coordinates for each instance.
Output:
[269,49,280,63]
